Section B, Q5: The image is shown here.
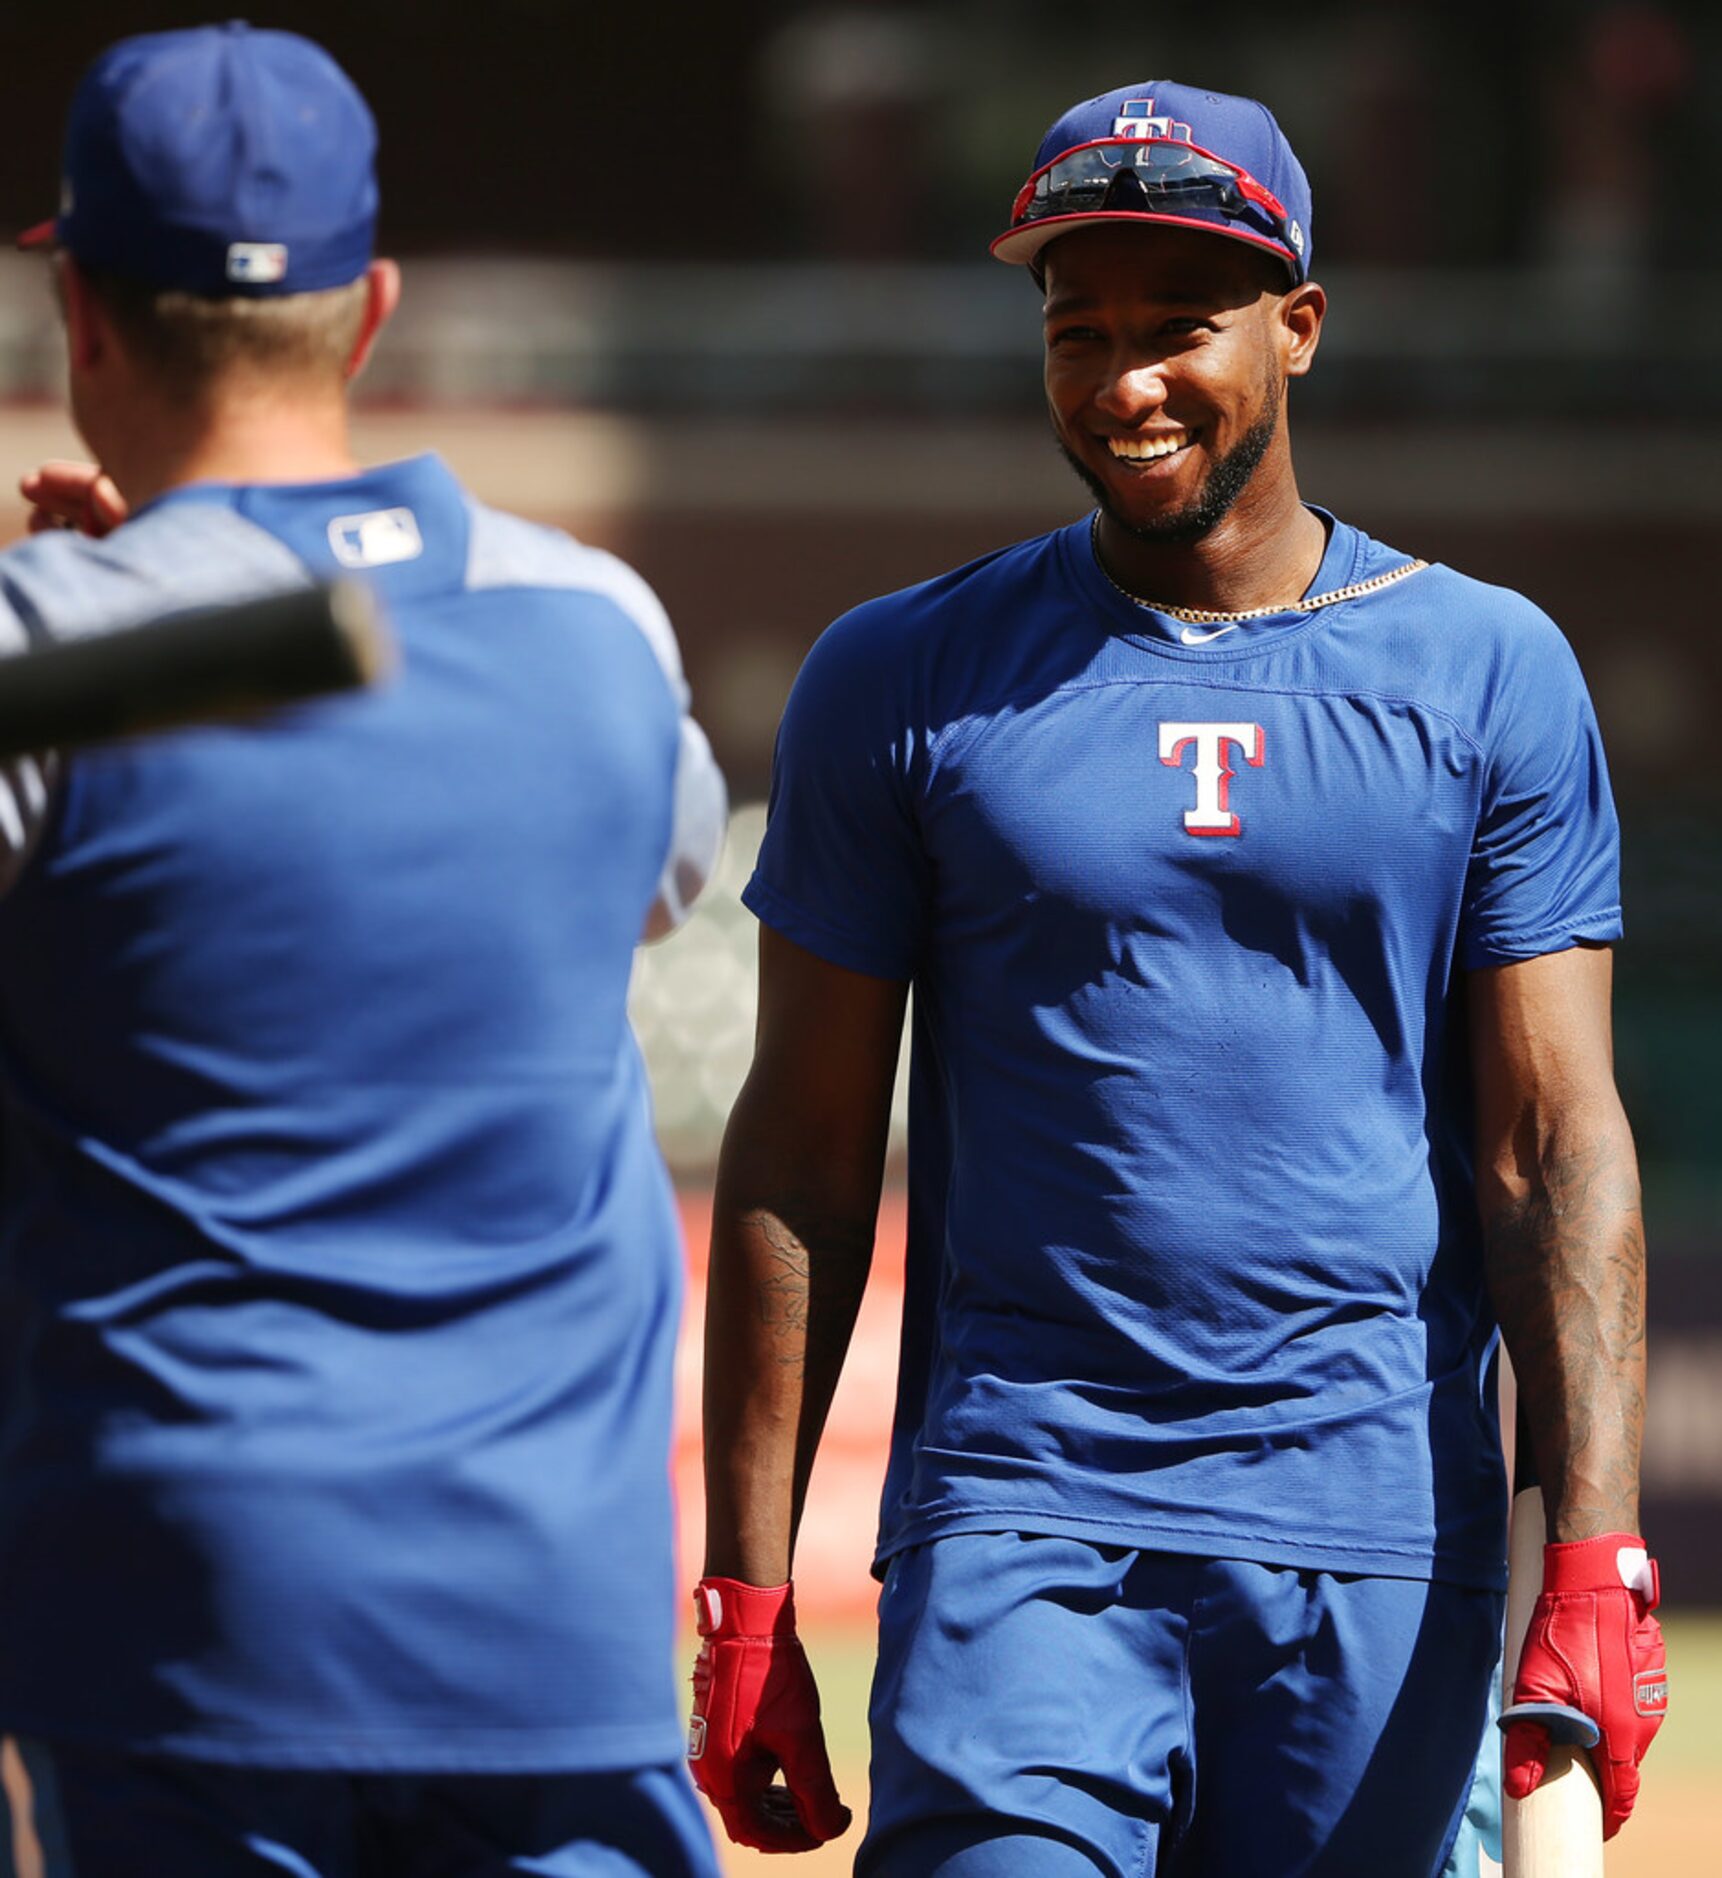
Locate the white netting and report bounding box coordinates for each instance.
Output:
[629,801,910,1176]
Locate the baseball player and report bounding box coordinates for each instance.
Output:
[689,82,1666,1875]
[0,24,724,1875]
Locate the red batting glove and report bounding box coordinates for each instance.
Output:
[1501,1534,1668,1839]
[687,1576,852,1853]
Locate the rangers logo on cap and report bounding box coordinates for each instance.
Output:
[1112,99,1193,144]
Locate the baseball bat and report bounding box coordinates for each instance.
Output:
[1501,1403,1605,1877]
[0,582,393,760]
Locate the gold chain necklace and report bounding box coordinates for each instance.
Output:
[1089,513,1428,625]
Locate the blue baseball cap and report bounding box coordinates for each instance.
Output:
[992,81,1312,283]
[19,21,377,297]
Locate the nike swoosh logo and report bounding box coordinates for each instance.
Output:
[1179,624,1242,646]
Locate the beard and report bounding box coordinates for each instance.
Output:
[1057,372,1283,544]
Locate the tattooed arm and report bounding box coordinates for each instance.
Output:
[703,925,909,1582]
[1470,944,1646,1541]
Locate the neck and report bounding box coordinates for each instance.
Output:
[92,384,361,512]
[1092,442,1327,615]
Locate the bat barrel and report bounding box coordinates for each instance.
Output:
[0,581,394,761]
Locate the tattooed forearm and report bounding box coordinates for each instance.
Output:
[702,1195,879,1579]
[749,1211,811,1347]
[1483,1123,1646,1541]
[740,1205,874,1374]
[700,948,907,1582]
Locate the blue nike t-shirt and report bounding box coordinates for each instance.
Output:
[0,456,722,1769]
[747,511,1620,1591]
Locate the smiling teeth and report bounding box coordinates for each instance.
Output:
[1109,431,1189,460]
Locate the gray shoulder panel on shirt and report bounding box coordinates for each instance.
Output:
[0,505,314,648]
[463,501,726,937]
[0,506,313,893]
[463,502,686,700]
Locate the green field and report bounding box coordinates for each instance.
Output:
[708,1613,1722,1875]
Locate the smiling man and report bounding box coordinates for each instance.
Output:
[689,83,1664,1875]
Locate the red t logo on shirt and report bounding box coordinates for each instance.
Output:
[1159,722,1266,837]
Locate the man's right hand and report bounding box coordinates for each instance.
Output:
[688,1576,852,1853]
[18,461,127,538]
[1501,1533,1667,1839]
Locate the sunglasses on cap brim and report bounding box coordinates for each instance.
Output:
[1010,137,1300,273]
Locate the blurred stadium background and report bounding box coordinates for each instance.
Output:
[1,2,1718,1870]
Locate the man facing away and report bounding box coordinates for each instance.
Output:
[0,24,725,1876]
[690,82,1666,1876]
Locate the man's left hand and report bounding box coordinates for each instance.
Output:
[1501,1533,1667,1839]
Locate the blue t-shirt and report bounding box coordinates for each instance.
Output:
[0,456,722,1769]
[747,511,1620,1591]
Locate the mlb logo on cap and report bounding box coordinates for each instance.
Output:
[226,243,290,286]
[18,21,377,298]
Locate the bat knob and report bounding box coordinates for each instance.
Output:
[1499,1701,1602,1750]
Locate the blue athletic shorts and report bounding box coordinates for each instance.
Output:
[862,1532,1504,1878]
[1441,1664,1504,1878]
[0,1742,718,1878]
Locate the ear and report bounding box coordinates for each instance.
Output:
[1280,279,1326,379]
[57,254,109,374]
[345,258,401,381]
